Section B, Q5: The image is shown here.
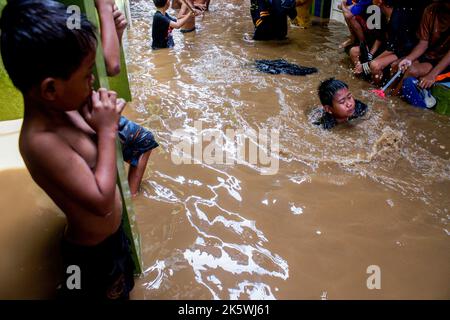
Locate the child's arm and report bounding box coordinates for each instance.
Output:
[84,90,119,209]
[398,40,429,71]
[170,11,198,29]
[95,0,121,76]
[26,89,122,216]
[180,0,196,14]
[113,4,128,45]
[177,2,189,19]
[419,51,450,89]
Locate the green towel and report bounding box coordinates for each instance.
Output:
[432,84,450,116]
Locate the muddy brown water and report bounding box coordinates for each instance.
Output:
[0,0,449,299]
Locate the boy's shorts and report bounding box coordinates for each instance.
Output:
[347,0,372,17]
[118,116,159,167]
[58,223,135,300]
[181,27,196,33]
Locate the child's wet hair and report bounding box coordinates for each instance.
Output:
[0,0,97,93]
[318,78,349,107]
[153,0,168,8]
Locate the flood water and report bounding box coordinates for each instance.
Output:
[1,0,449,299]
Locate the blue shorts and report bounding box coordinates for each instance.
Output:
[347,0,372,16]
[118,116,159,167]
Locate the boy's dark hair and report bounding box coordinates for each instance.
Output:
[0,0,97,93]
[153,0,168,8]
[318,78,349,107]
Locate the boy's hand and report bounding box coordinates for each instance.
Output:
[82,89,121,133]
[419,72,436,89]
[113,4,128,37]
[194,3,207,11]
[398,59,412,72]
[116,98,127,114]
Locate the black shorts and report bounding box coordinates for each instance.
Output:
[57,223,135,300]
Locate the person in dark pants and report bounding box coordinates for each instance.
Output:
[250,0,297,40]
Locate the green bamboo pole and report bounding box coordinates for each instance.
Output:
[0,0,23,121]
[60,0,142,275]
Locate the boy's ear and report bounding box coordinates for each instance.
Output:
[40,78,59,101]
[323,105,333,114]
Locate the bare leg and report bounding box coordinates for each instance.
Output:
[369,51,398,85]
[340,14,357,48]
[340,8,366,48]
[347,16,365,43]
[128,150,152,196]
[350,46,367,75]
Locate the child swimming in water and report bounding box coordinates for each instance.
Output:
[314,78,368,129]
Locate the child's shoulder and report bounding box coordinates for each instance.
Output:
[19,116,92,172]
[153,11,175,22]
[20,123,69,164]
[353,99,369,118]
[309,106,337,130]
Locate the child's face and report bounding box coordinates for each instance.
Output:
[328,88,356,120]
[55,50,96,111]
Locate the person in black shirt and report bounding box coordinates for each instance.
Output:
[314,78,368,130]
[250,0,297,40]
[151,0,199,49]
[366,0,431,85]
